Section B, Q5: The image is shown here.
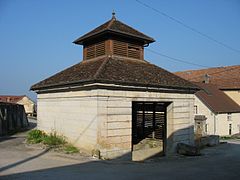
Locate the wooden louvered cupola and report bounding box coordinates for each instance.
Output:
[73,13,155,61]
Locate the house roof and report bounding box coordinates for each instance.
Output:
[0,95,25,104]
[73,16,155,45]
[195,83,240,114]
[175,65,240,90]
[31,56,198,92]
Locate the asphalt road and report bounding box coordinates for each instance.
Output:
[1,131,240,180]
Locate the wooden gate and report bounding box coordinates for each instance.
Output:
[0,102,28,136]
[132,102,169,159]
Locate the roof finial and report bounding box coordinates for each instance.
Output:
[112,10,116,20]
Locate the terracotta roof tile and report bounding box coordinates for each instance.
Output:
[31,56,198,91]
[0,95,25,104]
[175,65,240,89]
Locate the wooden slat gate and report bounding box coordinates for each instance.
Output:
[0,102,28,136]
[132,102,168,151]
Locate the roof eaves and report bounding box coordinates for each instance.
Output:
[73,29,155,45]
[108,29,155,43]
[31,77,199,93]
[73,29,107,44]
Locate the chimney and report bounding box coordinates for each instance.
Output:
[203,74,210,84]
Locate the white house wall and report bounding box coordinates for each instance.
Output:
[37,89,195,159]
[17,96,35,115]
[195,96,240,136]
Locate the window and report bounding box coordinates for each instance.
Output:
[205,124,208,133]
[194,105,198,114]
[229,124,232,135]
[227,113,232,121]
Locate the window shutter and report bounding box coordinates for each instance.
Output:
[86,44,95,59]
[113,40,128,57]
[86,41,106,60]
[128,44,140,59]
[96,41,105,57]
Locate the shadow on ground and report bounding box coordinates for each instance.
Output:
[1,142,240,180]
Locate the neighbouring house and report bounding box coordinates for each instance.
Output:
[193,83,240,136]
[175,65,240,105]
[0,95,35,116]
[0,102,28,136]
[31,14,199,160]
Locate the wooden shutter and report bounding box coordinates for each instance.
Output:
[128,44,140,59]
[86,44,95,59]
[96,41,105,57]
[86,41,106,60]
[113,40,128,57]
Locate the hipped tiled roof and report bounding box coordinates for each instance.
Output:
[175,65,240,89]
[195,83,240,114]
[73,17,155,45]
[0,95,25,104]
[31,56,198,91]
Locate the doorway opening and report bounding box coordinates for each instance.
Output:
[132,101,170,160]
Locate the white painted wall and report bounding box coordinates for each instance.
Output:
[37,90,98,151]
[17,96,35,115]
[194,96,240,136]
[37,88,195,159]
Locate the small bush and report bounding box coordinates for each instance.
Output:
[27,129,46,144]
[42,132,66,147]
[220,136,232,140]
[64,144,79,154]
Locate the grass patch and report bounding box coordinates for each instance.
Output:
[220,135,240,140]
[27,130,79,154]
[27,129,46,144]
[64,144,79,154]
[220,136,231,140]
[42,132,66,147]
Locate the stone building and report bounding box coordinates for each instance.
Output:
[31,14,198,160]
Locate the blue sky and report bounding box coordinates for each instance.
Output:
[0,0,240,100]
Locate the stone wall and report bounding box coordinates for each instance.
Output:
[37,89,195,159]
[37,90,98,152]
[96,89,195,158]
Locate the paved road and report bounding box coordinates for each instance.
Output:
[0,133,240,180]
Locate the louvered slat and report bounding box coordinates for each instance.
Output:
[96,41,105,57]
[86,45,95,59]
[113,40,128,57]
